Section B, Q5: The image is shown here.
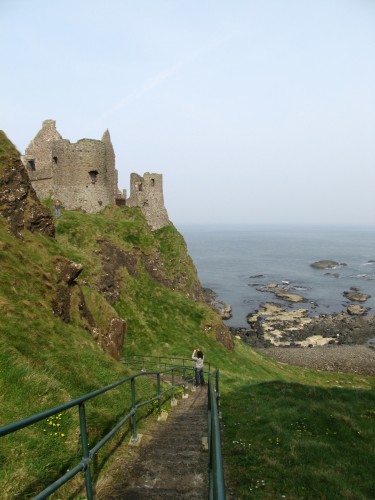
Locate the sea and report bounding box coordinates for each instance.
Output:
[177,225,375,328]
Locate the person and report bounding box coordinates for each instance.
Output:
[54,199,61,219]
[192,348,205,386]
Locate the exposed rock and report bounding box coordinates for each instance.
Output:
[55,258,83,285]
[202,288,232,319]
[0,131,55,238]
[343,290,371,302]
[246,303,316,346]
[97,240,202,304]
[213,322,234,350]
[273,290,304,303]
[101,317,127,361]
[242,294,375,348]
[255,283,305,304]
[347,305,367,316]
[52,283,71,323]
[310,260,346,269]
[219,303,232,320]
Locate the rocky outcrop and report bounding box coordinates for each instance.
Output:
[347,305,367,316]
[202,288,232,319]
[97,239,203,304]
[310,260,346,269]
[101,318,127,361]
[55,259,83,285]
[52,256,126,360]
[236,308,375,348]
[0,131,55,238]
[343,289,371,302]
[253,282,305,303]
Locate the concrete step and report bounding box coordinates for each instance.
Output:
[102,388,209,499]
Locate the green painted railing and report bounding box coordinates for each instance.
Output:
[208,370,226,500]
[122,353,211,374]
[125,356,226,499]
[0,360,226,499]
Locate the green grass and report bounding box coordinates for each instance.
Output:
[0,160,374,498]
[218,341,375,499]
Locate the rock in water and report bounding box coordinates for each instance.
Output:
[310,260,345,269]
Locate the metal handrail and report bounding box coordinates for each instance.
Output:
[208,370,226,500]
[0,365,193,499]
[122,354,211,373]
[1,362,226,499]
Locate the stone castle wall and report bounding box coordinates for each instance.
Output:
[23,120,119,213]
[23,120,169,228]
[51,138,117,213]
[127,172,169,230]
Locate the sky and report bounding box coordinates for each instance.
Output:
[1,0,374,227]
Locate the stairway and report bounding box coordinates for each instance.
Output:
[103,386,209,499]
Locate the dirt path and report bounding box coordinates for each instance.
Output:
[97,386,208,499]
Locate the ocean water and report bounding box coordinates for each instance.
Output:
[178,225,375,328]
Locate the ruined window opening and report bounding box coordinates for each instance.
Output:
[89,170,98,184]
[138,183,143,191]
[53,156,58,164]
[151,178,155,186]
[27,160,36,171]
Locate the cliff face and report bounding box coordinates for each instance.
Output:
[0,131,55,238]
[0,132,233,364]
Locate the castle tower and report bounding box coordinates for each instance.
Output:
[23,120,119,214]
[23,119,62,200]
[127,172,169,230]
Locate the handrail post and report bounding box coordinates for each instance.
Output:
[171,368,175,403]
[157,373,162,416]
[79,402,93,500]
[216,370,220,412]
[131,377,137,441]
[207,374,212,467]
[183,367,188,396]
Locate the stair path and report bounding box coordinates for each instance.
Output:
[103,386,209,499]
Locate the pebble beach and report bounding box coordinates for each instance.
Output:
[256,344,375,376]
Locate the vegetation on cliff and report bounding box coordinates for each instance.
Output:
[1,131,375,499]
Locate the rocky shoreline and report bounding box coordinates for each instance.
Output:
[230,312,375,348]
[203,259,375,375]
[230,311,375,376]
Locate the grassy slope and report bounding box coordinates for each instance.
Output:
[0,201,375,498]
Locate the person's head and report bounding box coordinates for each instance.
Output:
[197,350,203,359]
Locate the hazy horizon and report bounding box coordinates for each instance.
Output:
[1,0,374,226]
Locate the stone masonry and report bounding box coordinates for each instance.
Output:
[22,120,169,229]
[23,120,119,214]
[127,172,169,231]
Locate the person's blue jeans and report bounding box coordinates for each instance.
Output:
[195,368,205,386]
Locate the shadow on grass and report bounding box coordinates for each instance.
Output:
[221,380,375,499]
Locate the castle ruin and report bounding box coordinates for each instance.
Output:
[127,173,169,230]
[23,120,169,230]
